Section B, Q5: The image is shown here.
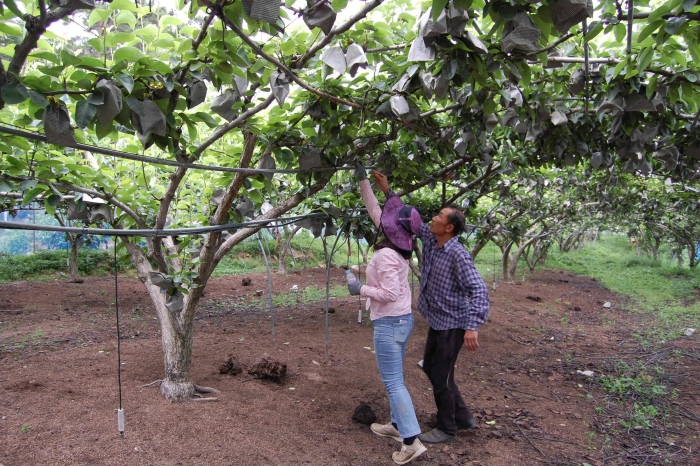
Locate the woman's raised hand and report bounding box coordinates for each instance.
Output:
[372,171,390,194]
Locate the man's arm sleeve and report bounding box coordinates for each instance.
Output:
[455,252,490,330]
[415,221,431,242]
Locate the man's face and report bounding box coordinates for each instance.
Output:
[429,208,454,235]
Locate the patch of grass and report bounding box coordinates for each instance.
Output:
[0,249,120,283]
[598,360,669,430]
[31,329,44,342]
[544,235,700,342]
[212,233,365,278]
[269,285,346,307]
[546,235,700,309]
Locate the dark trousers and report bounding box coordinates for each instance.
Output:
[422,327,474,435]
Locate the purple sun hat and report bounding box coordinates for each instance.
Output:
[380,196,421,252]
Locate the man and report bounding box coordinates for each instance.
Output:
[373,171,490,444]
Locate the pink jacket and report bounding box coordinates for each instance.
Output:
[359,179,413,320]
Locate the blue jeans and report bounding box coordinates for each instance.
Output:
[373,314,421,439]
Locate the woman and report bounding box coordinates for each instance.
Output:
[347,165,426,465]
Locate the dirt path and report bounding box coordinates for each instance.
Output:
[1,268,698,465]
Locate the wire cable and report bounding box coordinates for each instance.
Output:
[0,213,330,237]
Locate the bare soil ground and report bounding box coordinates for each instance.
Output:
[1,268,698,466]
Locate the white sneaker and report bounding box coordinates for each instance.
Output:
[392,438,427,465]
[370,422,402,442]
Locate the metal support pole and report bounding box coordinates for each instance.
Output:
[257,234,275,336]
[626,0,634,57]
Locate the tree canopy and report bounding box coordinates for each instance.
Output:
[0,0,698,399]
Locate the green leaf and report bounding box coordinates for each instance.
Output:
[614,23,626,44]
[137,57,173,75]
[280,39,296,55]
[29,51,60,64]
[646,74,659,99]
[110,0,139,11]
[1,82,28,104]
[685,72,698,83]
[2,0,23,18]
[431,0,449,22]
[637,47,654,71]
[584,21,603,41]
[116,73,134,94]
[95,121,114,141]
[670,50,687,68]
[682,0,696,11]
[648,4,670,22]
[638,20,663,42]
[247,189,262,203]
[27,90,48,108]
[87,38,104,53]
[110,61,127,76]
[151,38,175,49]
[22,186,46,206]
[75,101,97,129]
[88,8,111,27]
[159,15,183,28]
[113,47,144,63]
[504,61,521,81]
[180,114,198,141]
[115,10,137,26]
[37,65,63,78]
[87,88,105,105]
[125,96,144,115]
[664,17,686,35]
[75,64,110,74]
[108,32,136,45]
[332,0,348,10]
[193,112,220,128]
[612,59,627,80]
[0,21,22,36]
[134,25,159,37]
[61,49,82,67]
[44,194,60,215]
[483,98,496,115]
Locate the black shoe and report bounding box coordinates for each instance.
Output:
[418,427,456,444]
[457,418,477,429]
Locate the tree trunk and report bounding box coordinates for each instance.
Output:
[123,238,197,401]
[68,234,81,282]
[524,244,534,271]
[500,241,513,282]
[506,241,528,283]
[534,241,550,269]
[651,236,660,261]
[412,241,422,277]
[159,314,194,400]
[278,225,301,275]
[470,238,488,260]
[688,242,698,268]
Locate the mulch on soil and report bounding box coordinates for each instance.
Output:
[1,268,698,465]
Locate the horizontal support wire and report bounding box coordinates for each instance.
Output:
[0,125,361,175]
[0,212,334,237]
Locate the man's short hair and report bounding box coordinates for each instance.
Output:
[446,205,466,237]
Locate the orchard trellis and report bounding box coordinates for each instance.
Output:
[0,0,699,401]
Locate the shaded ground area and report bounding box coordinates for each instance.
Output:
[1,268,698,465]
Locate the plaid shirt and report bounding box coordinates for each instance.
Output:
[416,221,490,331]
